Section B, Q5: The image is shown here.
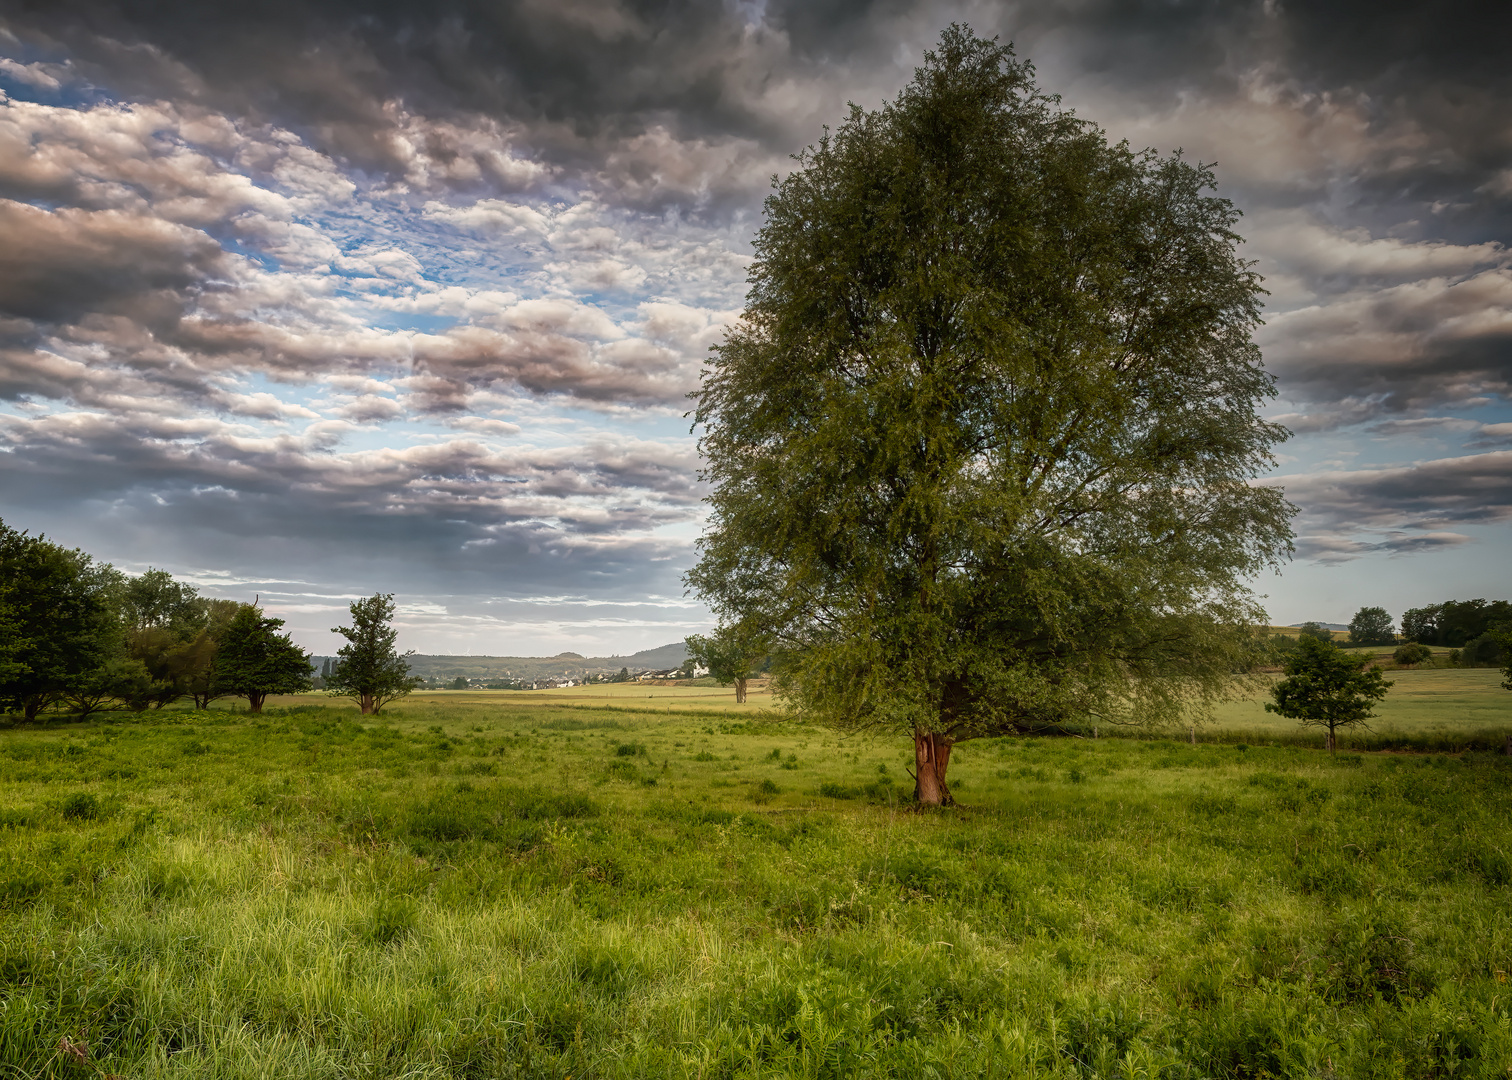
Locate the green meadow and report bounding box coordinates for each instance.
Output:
[2,676,1510,1078]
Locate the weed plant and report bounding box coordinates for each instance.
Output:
[0,700,1509,1078]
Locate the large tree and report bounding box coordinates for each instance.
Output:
[0,519,124,720]
[325,593,422,714]
[688,28,1293,805]
[216,604,313,713]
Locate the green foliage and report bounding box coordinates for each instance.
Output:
[685,624,766,703]
[1348,605,1395,646]
[688,27,1292,748]
[215,606,313,712]
[1266,636,1393,749]
[325,594,423,714]
[1393,641,1433,667]
[0,518,123,719]
[1403,598,1512,647]
[1462,631,1505,669]
[1497,624,1512,691]
[1295,621,1334,642]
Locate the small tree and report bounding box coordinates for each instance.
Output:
[1295,622,1334,643]
[1392,641,1433,668]
[686,625,766,704]
[1348,607,1395,647]
[1496,624,1512,692]
[1265,636,1391,753]
[216,604,313,713]
[326,594,422,715]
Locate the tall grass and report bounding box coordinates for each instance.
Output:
[1,700,1509,1078]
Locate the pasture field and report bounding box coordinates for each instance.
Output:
[1,689,1510,1078]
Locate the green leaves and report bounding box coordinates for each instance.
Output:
[689,27,1293,740]
[326,593,422,714]
[216,605,313,710]
[1265,636,1392,736]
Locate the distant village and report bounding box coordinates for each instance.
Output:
[418,663,710,692]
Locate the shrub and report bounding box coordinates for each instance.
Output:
[1393,641,1433,667]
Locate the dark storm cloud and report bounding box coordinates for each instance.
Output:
[0,200,223,325]
[0,408,703,523]
[2,0,1511,614]
[1266,449,1512,562]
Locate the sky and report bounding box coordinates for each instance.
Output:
[0,0,1509,655]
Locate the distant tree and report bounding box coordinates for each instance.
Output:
[184,599,242,709]
[1494,624,1512,691]
[686,624,767,704]
[1348,607,1395,647]
[613,667,630,683]
[1401,600,1512,647]
[1462,632,1504,669]
[1400,605,1439,644]
[118,569,228,710]
[122,568,201,635]
[1296,622,1334,643]
[449,676,469,690]
[326,594,422,715]
[687,28,1293,803]
[216,605,312,713]
[0,520,122,720]
[1265,636,1392,753]
[1392,642,1433,668]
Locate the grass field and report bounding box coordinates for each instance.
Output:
[1,676,1510,1078]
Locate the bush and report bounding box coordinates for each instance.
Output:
[1393,642,1433,667]
[1461,632,1503,668]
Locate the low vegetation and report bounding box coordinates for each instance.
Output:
[2,686,1509,1078]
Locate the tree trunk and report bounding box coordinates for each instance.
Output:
[248,691,266,714]
[1325,726,1336,754]
[734,678,747,704]
[360,694,375,715]
[913,729,954,806]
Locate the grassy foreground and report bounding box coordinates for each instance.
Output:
[1,694,1510,1078]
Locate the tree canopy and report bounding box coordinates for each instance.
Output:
[216,605,313,713]
[1265,636,1391,752]
[685,625,766,704]
[0,519,123,719]
[326,593,422,714]
[687,27,1293,804]
[1347,607,1395,647]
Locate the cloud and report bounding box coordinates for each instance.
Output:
[2,1,1510,645]
[1268,450,1512,561]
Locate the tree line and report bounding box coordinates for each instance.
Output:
[0,518,420,719]
[1266,604,1508,669]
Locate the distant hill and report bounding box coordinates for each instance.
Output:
[362,641,691,682]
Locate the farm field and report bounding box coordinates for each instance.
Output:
[1,691,1510,1078]
[1209,667,1512,747]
